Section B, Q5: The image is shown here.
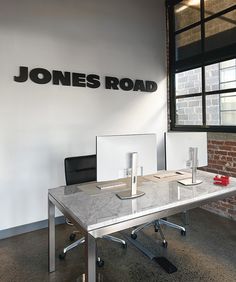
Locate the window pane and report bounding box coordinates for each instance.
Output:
[221,81,236,89]
[205,0,235,18]
[205,10,236,52]
[176,96,202,125]
[206,95,220,125]
[176,26,201,61]
[175,0,200,31]
[220,67,236,83]
[205,59,236,92]
[221,93,236,110]
[176,68,202,96]
[206,93,236,125]
[205,63,220,92]
[220,58,236,69]
[221,112,236,125]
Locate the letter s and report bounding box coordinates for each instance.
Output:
[87,74,100,88]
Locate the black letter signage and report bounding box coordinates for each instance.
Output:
[14,66,158,93]
[29,68,51,84]
[14,66,28,83]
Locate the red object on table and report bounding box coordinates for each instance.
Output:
[213,175,230,186]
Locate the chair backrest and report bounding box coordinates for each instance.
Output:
[64,155,96,185]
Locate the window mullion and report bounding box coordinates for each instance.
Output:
[168,3,176,129]
[201,0,206,126]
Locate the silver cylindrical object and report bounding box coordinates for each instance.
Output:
[131,152,138,196]
[190,147,198,184]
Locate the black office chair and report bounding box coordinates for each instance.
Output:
[59,155,127,265]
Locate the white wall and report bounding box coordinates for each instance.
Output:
[0,0,167,230]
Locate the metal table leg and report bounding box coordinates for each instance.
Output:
[85,233,96,282]
[181,211,189,225]
[48,197,55,272]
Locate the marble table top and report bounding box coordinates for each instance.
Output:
[49,170,236,232]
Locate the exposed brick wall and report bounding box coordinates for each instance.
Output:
[201,133,236,221]
[202,197,236,220]
[206,139,236,176]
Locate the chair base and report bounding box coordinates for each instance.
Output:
[103,234,127,248]
[59,233,126,262]
[131,218,186,247]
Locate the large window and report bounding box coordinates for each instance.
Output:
[167,0,236,131]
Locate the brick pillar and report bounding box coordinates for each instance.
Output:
[201,133,236,221]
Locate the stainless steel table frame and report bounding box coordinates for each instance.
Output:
[48,171,236,282]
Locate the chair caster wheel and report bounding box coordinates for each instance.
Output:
[181,230,186,236]
[59,252,66,260]
[96,259,104,267]
[69,233,76,241]
[122,243,127,249]
[162,241,168,248]
[131,233,137,240]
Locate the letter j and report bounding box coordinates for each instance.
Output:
[14,66,28,82]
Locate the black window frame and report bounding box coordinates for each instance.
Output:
[166,0,236,132]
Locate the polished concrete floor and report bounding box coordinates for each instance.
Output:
[0,208,236,282]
